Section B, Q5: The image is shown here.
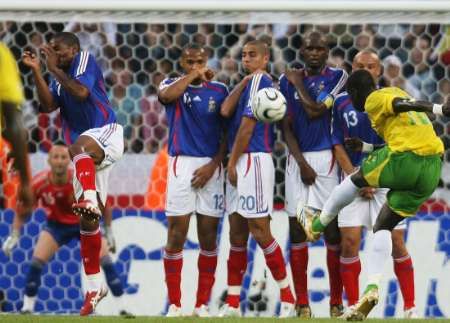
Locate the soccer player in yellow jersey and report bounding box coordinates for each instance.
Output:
[0,43,32,213]
[298,68,449,320]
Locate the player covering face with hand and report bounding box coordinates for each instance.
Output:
[219,40,296,318]
[158,43,228,317]
[300,67,448,320]
[22,32,123,315]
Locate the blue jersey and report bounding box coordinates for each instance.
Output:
[160,78,228,157]
[279,66,347,152]
[331,92,385,166]
[227,74,275,153]
[49,51,116,144]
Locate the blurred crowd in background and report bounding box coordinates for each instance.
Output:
[1,21,450,202]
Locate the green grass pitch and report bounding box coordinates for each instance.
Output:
[0,316,449,323]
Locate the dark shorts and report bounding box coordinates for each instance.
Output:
[43,221,80,246]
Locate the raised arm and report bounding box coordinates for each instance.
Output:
[392,97,450,116]
[22,50,58,112]
[158,67,213,104]
[285,69,346,119]
[220,75,252,118]
[40,45,89,101]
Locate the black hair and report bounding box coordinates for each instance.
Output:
[346,69,377,111]
[52,32,80,51]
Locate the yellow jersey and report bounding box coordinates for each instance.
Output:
[0,43,24,106]
[365,87,443,156]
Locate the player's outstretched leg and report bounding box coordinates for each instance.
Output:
[298,174,363,239]
[249,217,296,318]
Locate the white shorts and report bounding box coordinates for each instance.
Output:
[226,152,274,218]
[165,156,224,217]
[338,188,406,230]
[74,123,124,205]
[285,150,339,217]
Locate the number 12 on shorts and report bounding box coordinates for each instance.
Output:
[213,194,224,210]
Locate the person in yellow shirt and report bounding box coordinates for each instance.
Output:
[0,43,32,213]
[298,68,449,320]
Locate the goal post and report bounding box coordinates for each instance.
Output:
[1,0,450,23]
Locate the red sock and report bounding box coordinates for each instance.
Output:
[262,239,295,304]
[80,227,101,275]
[394,255,415,310]
[74,153,96,192]
[340,256,361,306]
[327,244,343,305]
[164,249,183,307]
[196,248,218,307]
[290,242,309,305]
[226,246,247,308]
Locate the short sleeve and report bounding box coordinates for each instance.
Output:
[73,52,96,91]
[365,89,399,124]
[243,74,273,118]
[158,77,175,91]
[0,44,24,105]
[316,69,348,109]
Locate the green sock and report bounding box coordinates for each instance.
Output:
[312,217,326,233]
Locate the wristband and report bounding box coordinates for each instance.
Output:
[432,104,443,115]
[362,142,374,153]
[11,229,20,238]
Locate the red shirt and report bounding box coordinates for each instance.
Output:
[32,169,78,225]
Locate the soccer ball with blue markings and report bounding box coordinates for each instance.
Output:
[251,88,287,123]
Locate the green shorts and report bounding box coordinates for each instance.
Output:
[361,146,442,217]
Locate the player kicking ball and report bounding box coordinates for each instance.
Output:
[332,51,418,319]
[22,32,124,315]
[2,143,133,317]
[298,68,448,320]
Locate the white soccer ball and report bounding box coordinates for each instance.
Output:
[251,87,287,123]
